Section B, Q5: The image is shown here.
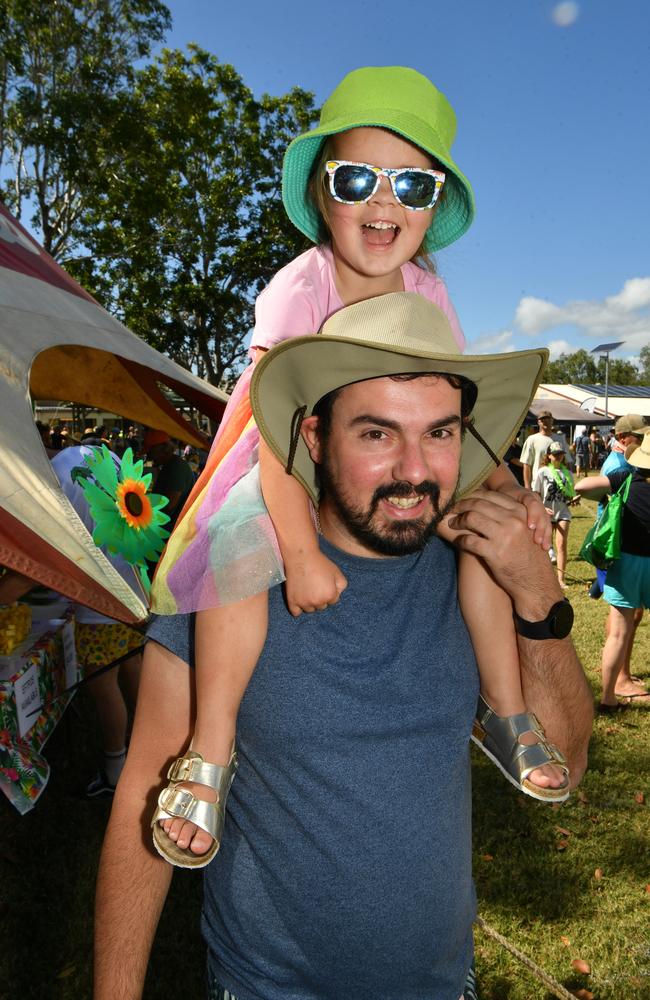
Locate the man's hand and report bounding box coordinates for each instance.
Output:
[448,490,563,620]
[285,549,348,616]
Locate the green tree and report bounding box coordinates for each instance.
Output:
[543,349,599,384]
[70,48,317,388]
[544,348,641,386]
[598,357,641,387]
[0,0,171,257]
[638,345,650,384]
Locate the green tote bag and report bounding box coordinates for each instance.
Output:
[579,473,632,570]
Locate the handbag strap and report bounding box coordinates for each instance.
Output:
[613,471,633,503]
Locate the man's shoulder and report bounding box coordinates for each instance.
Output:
[521,432,549,455]
[601,452,629,476]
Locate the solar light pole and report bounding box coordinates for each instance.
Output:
[591,341,624,417]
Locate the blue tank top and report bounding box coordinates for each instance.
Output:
[202,535,479,1000]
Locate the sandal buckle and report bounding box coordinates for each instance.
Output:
[159,785,195,817]
[168,756,193,782]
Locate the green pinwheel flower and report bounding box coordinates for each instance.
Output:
[75,445,170,593]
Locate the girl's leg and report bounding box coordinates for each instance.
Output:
[457,549,566,790]
[555,520,569,588]
[160,591,268,856]
[600,605,636,706]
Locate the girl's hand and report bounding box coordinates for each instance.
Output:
[492,481,553,550]
[284,550,348,616]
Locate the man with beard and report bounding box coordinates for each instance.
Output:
[95,294,592,1000]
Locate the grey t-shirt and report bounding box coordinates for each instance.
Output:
[149,535,479,1000]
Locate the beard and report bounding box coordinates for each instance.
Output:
[318,456,459,557]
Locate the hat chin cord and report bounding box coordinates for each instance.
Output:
[286,406,308,475]
[464,419,501,468]
[285,407,501,478]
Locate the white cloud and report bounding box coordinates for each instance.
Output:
[513,276,650,354]
[606,277,650,312]
[551,2,580,27]
[465,329,517,355]
[516,298,563,334]
[547,339,574,359]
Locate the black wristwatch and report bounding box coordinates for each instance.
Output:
[513,598,574,640]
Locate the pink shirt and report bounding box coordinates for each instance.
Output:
[250,245,465,354]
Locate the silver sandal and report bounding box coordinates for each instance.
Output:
[471,695,569,803]
[151,745,238,868]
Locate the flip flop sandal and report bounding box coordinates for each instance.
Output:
[597,702,629,714]
[471,695,570,803]
[613,691,650,703]
[151,745,238,868]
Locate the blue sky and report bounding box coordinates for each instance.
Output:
[158,0,650,367]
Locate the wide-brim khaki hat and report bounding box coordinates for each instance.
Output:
[625,429,650,470]
[250,293,548,504]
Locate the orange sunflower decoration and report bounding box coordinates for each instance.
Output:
[75,445,170,593]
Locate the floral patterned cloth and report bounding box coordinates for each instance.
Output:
[0,624,72,814]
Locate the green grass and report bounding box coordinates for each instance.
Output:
[471,496,650,1000]
[0,496,648,999]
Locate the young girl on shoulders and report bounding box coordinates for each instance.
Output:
[150,66,569,868]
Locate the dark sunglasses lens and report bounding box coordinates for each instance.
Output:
[394,171,438,208]
[332,164,377,202]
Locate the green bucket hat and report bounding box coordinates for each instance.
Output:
[250,293,548,505]
[282,66,475,254]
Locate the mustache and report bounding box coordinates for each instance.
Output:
[370,480,441,515]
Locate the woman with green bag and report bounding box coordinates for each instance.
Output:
[576,430,650,712]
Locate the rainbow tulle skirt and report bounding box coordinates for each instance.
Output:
[150,365,284,614]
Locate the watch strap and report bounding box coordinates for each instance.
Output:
[513,598,573,640]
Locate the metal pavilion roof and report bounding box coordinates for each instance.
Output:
[573,384,650,398]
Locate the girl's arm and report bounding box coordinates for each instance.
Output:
[258,438,347,616]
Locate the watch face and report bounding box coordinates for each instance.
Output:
[552,600,574,639]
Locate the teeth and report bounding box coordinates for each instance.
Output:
[363,222,397,230]
[387,495,423,509]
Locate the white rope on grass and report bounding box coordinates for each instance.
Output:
[475,916,580,1000]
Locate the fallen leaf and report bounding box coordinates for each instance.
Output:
[571,989,594,1000]
[57,964,76,979]
[560,935,571,947]
[577,790,589,804]
[556,839,570,851]
[556,826,572,837]
[594,868,603,880]
[571,958,591,975]
[634,792,645,805]
[630,977,643,988]
[645,884,650,894]
[480,853,494,862]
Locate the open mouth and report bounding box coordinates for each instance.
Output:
[361,221,399,247]
[385,493,425,510]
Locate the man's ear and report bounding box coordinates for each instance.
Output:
[300,415,322,464]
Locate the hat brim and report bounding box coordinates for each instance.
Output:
[624,431,650,470]
[282,108,475,254]
[251,337,548,505]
